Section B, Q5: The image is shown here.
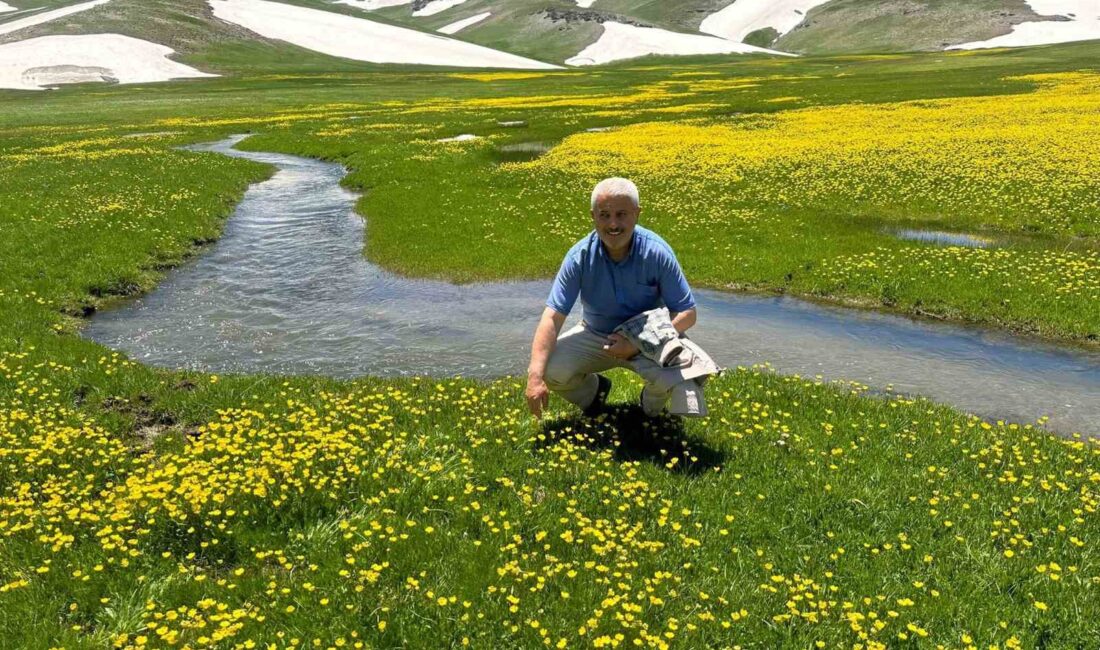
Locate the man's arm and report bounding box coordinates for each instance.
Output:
[657,245,697,335]
[670,307,697,335]
[526,307,567,418]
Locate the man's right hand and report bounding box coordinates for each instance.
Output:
[526,374,550,419]
[527,308,566,420]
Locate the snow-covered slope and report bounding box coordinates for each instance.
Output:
[0,2,17,14]
[334,0,412,9]
[0,33,215,90]
[700,0,832,42]
[438,12,491,35]
[208,0,559,69]
[950,0,1100,49]
[566,21,792,66]
[412,0,468,17]
[0,0,113,37]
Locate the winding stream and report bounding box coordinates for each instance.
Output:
[83,136,1100,436]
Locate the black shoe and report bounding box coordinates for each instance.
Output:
[583,375,612,417]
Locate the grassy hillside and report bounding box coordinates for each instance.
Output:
[323,0,1054,60]
[776,0,1040,53]
[363,0,606,64]
[599,0,731,31]
[0,0,1074,67]
[361,0,738,64]
[0,0,89,11]
[0,43,1098,648]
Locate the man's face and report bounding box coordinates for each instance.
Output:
[591,193,640,252]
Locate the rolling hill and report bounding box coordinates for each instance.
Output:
[0,0,1098,90]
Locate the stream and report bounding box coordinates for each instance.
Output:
[83,136,1100,436]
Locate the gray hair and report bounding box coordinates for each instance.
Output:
[590,177,640,211]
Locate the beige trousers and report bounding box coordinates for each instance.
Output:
[544,323,676,416]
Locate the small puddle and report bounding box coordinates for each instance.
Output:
[83,137,1100,436]
[894,229,994,248]
[494,141,552,163]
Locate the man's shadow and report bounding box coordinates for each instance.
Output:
[537,403,724,476]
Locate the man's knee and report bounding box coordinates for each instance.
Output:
[544,353,583,391]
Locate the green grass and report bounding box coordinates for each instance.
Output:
[0,42,1098,648]
[0,0,89,12]
[2,356,1098,648]
[743,26,781,48]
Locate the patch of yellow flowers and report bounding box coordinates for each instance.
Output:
[1,350,1097,648]
[513,72,1100,236]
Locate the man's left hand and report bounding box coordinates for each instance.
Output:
[603,332,639,360]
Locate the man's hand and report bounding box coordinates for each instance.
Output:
[526,308,567,419]
[603,332,639,360]
[526,374,550,419]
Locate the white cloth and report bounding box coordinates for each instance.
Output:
[613,308,722,417]
[544,318,721,417]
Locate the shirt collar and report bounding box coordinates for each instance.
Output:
[596,229,637,266]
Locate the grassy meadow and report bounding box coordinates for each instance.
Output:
[0,41,1098,648]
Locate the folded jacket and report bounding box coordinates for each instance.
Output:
[670,378,708,418]
[615,307,723,415]
[615,307,684,366]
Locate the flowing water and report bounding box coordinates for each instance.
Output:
[83,137,1100,436]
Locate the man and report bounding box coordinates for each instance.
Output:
[526,177,701,419]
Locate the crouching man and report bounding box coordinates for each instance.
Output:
[525,177,720,420]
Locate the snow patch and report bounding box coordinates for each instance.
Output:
[575,0,597,7]
[208,0,559,69]
[412,0,466,17]
[700,0,830,43]
[0,34,216,91]
[0,0,113,37]
[333,0,413,9]
[436,133,479,142]
[0,2,17,14]
[566,21,793,66]
[949,0,1100,49]
[437,10,490,34]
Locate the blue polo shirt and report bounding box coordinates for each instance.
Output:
[546,225,696,335]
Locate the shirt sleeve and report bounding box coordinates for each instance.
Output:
[546,251,581,316]
[658,248,696,313]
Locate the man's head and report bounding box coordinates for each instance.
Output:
[590,177,641,255]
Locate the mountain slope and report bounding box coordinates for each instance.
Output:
[1,0,1098,87]
[329,0,1100,59]
[774,0,1041,53]
[359,1,743,62]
